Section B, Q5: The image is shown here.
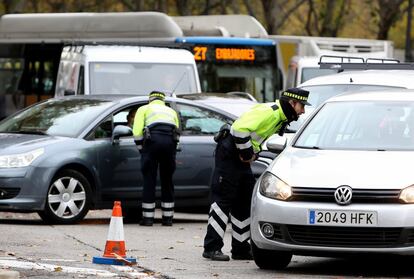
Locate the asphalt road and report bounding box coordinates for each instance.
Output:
[0,210,413,279]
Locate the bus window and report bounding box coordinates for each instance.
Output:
[175,37,280,102]
[77,66,85,95]
[15,44,62,107]
[0,58,23,119]
[207,65,274,102]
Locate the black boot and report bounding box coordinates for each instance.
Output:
[231,250,253,260]
[202,250,230,261]
[139,218,154,226]
[162,217,173,226]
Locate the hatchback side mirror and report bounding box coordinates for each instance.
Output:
[266,135,287,153]
[112,125,133,144]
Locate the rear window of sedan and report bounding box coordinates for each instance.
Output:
[295,101,414,151]
[0,98,114,137]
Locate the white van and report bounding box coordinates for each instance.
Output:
[272,35,394,89]
[55,45,201,97]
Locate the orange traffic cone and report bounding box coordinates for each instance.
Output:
[92,201,136,265]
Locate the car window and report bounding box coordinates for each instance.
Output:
[93,116,113,139]
[89,62,198,94]
[176,103,231,135]
[301,68,338,83]
[90,105,140,140]
[0,98,113,137]
[295,101,414,150]
[287,84,404,132]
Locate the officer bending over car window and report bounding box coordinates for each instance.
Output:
[133,91,180,226]
[202,88,311,261]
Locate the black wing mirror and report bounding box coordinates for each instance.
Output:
[112,125,133,145]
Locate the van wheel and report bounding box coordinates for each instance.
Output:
[251,241,292,270]
[38,169,91,225]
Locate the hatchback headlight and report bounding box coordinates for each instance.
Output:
[399,185,414,203]
[259,172,292,201]
[0,148,44,168]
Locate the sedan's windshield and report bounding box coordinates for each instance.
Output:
[90,62,198,95]
[295,101,414,150]
[0,99,113,137]
[288,84,403,132]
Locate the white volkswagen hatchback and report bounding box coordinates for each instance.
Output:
[251,90,414,269]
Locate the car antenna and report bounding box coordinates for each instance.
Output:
[170,71,188,98]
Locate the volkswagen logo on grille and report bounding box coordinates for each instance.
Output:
[334,186,352,205]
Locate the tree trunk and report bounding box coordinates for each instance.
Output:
[376,0,405,40]
[406,0,413,62]
[261,0,278,35]
[175,0,190,15]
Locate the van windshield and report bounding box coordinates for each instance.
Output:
[89,62,198,95]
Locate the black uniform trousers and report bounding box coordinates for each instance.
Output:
[203,135,255,255]
[141,131,176,220]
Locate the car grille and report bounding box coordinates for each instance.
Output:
[291,187,401,203]
[287,225,402,247]
[260,222,414,248]
[0,187,20,199]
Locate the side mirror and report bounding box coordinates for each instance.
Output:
[64,89,75,96]
[112,125,133,144]
[266,135,287,153]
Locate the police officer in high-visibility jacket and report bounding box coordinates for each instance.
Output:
[202,88,311,261]
[133,91,180,226]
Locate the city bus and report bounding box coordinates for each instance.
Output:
[172,15,282,102]
[0,12,282,118]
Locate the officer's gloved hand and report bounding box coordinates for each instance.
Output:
[239,153,257,163]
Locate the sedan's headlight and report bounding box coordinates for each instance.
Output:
[259,172,292,201]
[399,185,414,203]
[0,148,44,168]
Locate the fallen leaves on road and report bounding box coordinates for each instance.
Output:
[54,266,63,272]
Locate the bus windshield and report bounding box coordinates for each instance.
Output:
[89,62,198,95]
[198,63,275,103]
[176,38,280,102]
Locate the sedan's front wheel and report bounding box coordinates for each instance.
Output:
[251,241,292,270]
[38,169,92,224]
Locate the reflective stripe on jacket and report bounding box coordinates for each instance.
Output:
[230,100,287,160]
[133,100,179,149]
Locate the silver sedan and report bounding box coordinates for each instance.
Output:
[251,90,414,269]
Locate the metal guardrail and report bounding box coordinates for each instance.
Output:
[318,55,414,70]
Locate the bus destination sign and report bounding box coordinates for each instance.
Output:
[193,46,256,62]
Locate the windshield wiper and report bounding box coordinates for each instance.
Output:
[9,130,48,135]
[296,145,321,150]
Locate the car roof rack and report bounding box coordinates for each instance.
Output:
[318,55,414,70]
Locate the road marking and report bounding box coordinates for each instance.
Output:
[112,265,157,278]
[0,258,156,278]
[41,258,78,262]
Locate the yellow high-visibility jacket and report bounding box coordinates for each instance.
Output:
[230,100,287,160]
[133,99,179,149]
